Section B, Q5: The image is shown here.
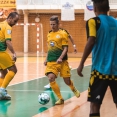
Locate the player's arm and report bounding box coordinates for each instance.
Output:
[44,52,48,66]
[44,34,50,66]
[57,32,68,63]
[5,26,17,61]
[63,29,77,53]
[69,35,77,53]
[77,18,97,77]
[57,46,68,63]
[6,40,17,61]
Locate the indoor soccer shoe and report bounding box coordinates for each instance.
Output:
[55,99,64,105]
[44,83,51,89]
[0,88,11,100]
[72,87,80,98]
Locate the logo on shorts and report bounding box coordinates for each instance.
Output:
[96,95,100,99]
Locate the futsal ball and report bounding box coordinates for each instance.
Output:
[38,93,50,105]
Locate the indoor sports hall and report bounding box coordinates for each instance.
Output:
[0,0,117,117]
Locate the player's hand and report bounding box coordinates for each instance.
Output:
[12,54,17,62]
[56,58,62,63]
[77,64,84,77]
[44,61,47,66]
[74,48,77,54]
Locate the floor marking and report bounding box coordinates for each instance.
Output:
[7,90,75,93]
[9,64,91,87]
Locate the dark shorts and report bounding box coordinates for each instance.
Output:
[88,70,117,104]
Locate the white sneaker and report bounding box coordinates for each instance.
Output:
[0,88,11,100]
[44,83,51,89]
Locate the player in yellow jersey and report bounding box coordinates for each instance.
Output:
[0,12,19,100]
[44,15,80,105]
[44,20,77,89]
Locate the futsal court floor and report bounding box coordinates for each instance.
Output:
[0,54,117,117]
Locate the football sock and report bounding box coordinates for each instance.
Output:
[90,113,100,117]
[1,71,15,88]
[68,80,75,90]
[0,78,4,86]
[50,81,63,99]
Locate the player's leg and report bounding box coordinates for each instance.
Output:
[109,79,117,110]
[63,77,80,98]
[0,52,17,100]
[45,62,64,105]
[47,73,64,105]
[44,64,72,89]
[88,70,108,117]
[89,103,101,117]
[0,64,17,100]
[61,60,80,97]
[0,69,7,86]
[1,64,17,88]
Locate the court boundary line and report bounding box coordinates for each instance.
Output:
[9,64,91,87]
[5,89,78,93]
[32,90,89,117]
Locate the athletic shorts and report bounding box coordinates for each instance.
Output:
[88,70,117,104]
[45,60,71,78]
[0,51,15,70]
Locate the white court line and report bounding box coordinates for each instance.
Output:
[6,90,76,93]
[9,76,46,86]
[9,64,91,87]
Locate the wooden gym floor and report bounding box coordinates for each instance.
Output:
[0,53,117,117]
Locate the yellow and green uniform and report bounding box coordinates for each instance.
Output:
[0,20,12,51]
[47,29,68,62]
[59,28,70,37]
[0,20,14,70]
[45,29,71,78]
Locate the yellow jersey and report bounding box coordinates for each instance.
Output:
[47,29,68,61]
[0,20,12,51]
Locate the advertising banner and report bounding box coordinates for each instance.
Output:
[0,0,16,18]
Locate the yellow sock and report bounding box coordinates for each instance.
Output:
[50,81,63,99]
[0,78,4,86]
[1,71,15,88]
[68,80,75,90]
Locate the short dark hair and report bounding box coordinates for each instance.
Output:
[50,15,59,24]
[7,12,19,19]
[92,0,109,12]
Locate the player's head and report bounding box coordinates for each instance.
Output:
[7,12,19,27]
[92,0,109,16]
[50,15,59,31]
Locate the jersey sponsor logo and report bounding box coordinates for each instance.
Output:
[96,95,100,99]
[56,35,60,39]
[50,41,55,47]
[7,30,11,34]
